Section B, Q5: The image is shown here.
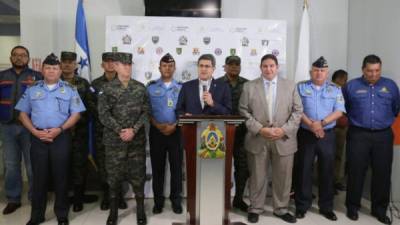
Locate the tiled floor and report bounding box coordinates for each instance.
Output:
[1,188,399,225]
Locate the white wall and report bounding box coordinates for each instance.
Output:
[222,0,348,80]
[21,0,348,80]
[21,0,145,78]
[0,36,20,69]
[348,0,400,202]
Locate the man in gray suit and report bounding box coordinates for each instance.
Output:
[239,54,303,223]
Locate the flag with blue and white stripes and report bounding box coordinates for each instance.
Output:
[75,0,91,81]
[75,0,97,170]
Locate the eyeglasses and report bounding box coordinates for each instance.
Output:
[11,54,29,58]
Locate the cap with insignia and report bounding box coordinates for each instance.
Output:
[225,55,241,65]
[42,53,60,65]
[102,52,115,61]
[312,56,328,68]
[60,51,77,61]
[160,53,175,64]
[115,52,133,64]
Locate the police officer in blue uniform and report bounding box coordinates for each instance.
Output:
[147,53,183,214]
[343,55,400,224]
[15,53,86,225]
[295,57,346,221]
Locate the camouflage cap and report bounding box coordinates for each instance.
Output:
[115,52,133,64]
[160,53,175,64]
[102,52,115,61]
[43,53,60,65]
[60,51,77,61]
[312,56,328,68]
[225,55,241,65]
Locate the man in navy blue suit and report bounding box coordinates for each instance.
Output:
[176,54,232,115]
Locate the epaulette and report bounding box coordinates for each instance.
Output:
[146,80,157,87]
[328,81,341,88]
[33,80,44,86]
[297,80,309,85]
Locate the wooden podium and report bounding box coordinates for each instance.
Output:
[174,115,246,225]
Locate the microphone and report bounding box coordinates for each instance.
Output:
[202,85,207,107]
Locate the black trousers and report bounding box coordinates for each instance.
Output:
[149,125,183,206]
[295,128,335,212]
[30,131,71,222]
[345,126,393,216]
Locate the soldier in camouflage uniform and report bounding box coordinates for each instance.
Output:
[98,52,149,225]
[217,56,249,212]
[91,52,128,210]
[60,51,97,212]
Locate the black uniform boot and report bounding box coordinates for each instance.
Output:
[136,197,147,225]
[118,191,127,209]
[100,183,110,210]
[72,185,84,212]
[106,198,118,225]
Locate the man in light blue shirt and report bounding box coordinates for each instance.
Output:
[147,53,183,214]
[295,57,345,221]
[15,53,85,225]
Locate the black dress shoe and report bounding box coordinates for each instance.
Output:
[247,213,259,223]
[346,210,358,221]
[152,205,163,214]
[100,198,110,210]
[172,204,183,214]
[26,219,45,225]
[232,198,249,212]
[72,202,83,212]
[3,202,21,215]
[273,212,297,223]
[320,211,337,221]
[295,210,305,219]
[118,198,128,209]
[371,212,391,224]
[58,219,69,225]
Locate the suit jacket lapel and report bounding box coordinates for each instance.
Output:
[255,78,269,121]
[193,79,203,112]
[274,77,284,121]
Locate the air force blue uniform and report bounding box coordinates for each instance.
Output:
[295,80,346,214]
[147,79,183,210]
[299,81,346,130]
[343,76,400,217]
[15,80,86,128]
[148,79,181,123]
[15,79,85,223]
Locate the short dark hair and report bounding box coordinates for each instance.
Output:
[198,54,216,67]
[331,69,348,82]
[260,54,278,66]
[362,54,381,69]
[11,45,30,58]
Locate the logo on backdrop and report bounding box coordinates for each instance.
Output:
[241,37,249,47]
[179,36,188,45]
[203,37,211,45]
[152,36,159,44]
[122,34,132,45]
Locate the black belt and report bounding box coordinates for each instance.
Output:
[350,125,391,132]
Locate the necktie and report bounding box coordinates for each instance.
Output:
[266,82,274,122]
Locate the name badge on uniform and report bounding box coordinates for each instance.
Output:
[167,98,174,107]
[35,91,43,98]
[60,87,66,94]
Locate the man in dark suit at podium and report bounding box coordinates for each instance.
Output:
[176,54,232,116]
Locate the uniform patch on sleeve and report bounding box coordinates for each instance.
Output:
[73,96,81,106]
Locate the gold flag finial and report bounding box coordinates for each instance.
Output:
[304,0,309,9]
